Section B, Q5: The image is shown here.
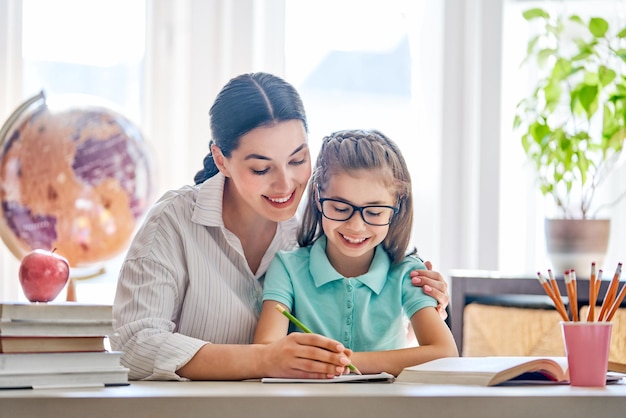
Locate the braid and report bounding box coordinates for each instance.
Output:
[193,148,219,185]
[315,130,408,197]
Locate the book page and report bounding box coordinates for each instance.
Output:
[397,357,568,386]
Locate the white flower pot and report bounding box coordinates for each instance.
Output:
[544,219,611,278]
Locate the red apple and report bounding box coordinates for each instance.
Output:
[18,249,71,302]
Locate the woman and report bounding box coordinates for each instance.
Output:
[112,72,449,381]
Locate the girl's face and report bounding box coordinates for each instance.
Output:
[318,170,396,271]
[216,119,311,222]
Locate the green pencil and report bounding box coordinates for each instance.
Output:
[275,304,362,375]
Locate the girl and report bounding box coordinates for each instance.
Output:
[254,129,458,377]
[112,73,450,381]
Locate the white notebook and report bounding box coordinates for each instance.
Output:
[262,372,395,383]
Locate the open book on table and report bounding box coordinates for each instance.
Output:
[396,356,622,386]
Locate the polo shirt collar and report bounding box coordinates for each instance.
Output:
[310,236,390,294]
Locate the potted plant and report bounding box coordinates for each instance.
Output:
[513,7,626,275]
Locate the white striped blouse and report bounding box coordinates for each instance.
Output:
[111,173,298,380]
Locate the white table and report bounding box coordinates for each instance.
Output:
[0,380,625,418]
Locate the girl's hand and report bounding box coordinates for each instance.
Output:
[260,333,353,379]
[410,260,449,320]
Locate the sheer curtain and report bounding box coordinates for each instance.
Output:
[438,0,505,275]
[144,0,286,200]
[0,0,287,301]
[0,0,23,301]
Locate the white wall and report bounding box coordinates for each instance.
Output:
[0,0,23,301]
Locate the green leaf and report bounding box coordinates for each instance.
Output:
[603,103,619,138]
[571,49,592,62]
[537,48,556,67]
[583,71,599,85]
[546,22,561,37]
[530,121,551,147]
[577,150,589,185]
[523,8,549,21]
[544,79,562,109]
[589,17,609,38]
[569,15,584,26]
[521,133,532,154]
[551,57,571,81]
[614,82,626,96]
[513,114,522,130]
[526,35,540,56]
[608,127,626,150]
[618,28,626,38]
[598,66,616,87]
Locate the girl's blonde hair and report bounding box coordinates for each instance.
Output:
[297,129,413,264]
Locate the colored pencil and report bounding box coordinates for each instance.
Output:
[570,269,579,322]
[564,270,575,321]
[564,270,572,318]
[599,263,622,321]
[536,272,569,321]
[587,263,597,322]
[606,282,626,322]
[275,304,362,375]
[548,269,569,320]
[595,269,603,305]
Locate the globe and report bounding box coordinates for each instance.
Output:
[0,91,154,268]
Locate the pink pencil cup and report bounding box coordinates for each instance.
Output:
[561,321,612,387]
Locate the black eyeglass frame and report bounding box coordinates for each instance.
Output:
[315,187,399,226]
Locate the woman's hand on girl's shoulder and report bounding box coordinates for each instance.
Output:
[410,260,449,320]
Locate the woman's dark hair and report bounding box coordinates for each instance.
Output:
[194,72,308,184]
[298,129,413,264]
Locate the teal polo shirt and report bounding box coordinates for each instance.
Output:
[262,236,437,351]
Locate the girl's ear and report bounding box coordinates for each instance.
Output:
[211,143,230,177]
[313,184,323,212]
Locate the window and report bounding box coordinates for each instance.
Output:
[9,0,147,302]
[22,0,146,121]
[285,0,444,263]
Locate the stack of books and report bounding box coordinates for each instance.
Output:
[0,302,129,389]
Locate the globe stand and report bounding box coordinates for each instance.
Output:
[71,265,107,281]
[66,278,77,302]
[65,265,107,302]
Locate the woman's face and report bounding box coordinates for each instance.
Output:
[216,119,311,222]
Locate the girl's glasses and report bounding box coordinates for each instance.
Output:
[316,188,399,226]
